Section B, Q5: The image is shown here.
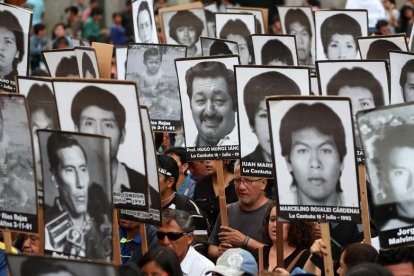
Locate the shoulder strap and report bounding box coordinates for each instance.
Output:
[286,249,307,273]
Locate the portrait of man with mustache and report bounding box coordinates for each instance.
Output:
[185,61,238,147]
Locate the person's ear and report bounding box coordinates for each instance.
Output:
[120,128,126,145]
[74,124,79,132]
[50,171,59,189]
[182,163,189,174]
[260,178,267,191]
[15,51,19,59]
[186,232,194,245]
[285,156,293,172]
[167,176,175,188]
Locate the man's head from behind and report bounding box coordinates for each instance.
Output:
[185,61,236,146]
[47,133,89,218]
[377,247,414,276]
[165,147,188,176]
[207,248,258,276]
[71,86,126,160]
[158,208,194,262]
[400,59,414,102]
[279,103,346,204]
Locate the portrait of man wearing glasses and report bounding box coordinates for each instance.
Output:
[208,160,270,260]
[157,208,214,275]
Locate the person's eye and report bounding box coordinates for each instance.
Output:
[329,42,338,48]
[80,166,88,173]
[83,120,94,127]
[360,100,372,108]
[321,148,332,154]
[214,98,225,106]
[195,99,206,105]
[104,122,115,129]
[258,113,267,119]
[177,26,186,32]
[391,169,405,177]
[64,167,74,174]
[296,148,308,154]
[347,44,355,49]
[5,39,13,45]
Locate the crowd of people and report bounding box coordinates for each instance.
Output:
[1,0,414,275]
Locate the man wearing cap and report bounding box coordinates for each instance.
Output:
[158,208,214,276]
[206,248,258,276]
[208,160,270,260]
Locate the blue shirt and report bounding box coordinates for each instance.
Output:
[177,174,197,198]
[119,224,158,265]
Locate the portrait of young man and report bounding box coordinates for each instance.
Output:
[53,80,150,210]
[132,0,158,44]
[399,59,414,103]
[176,56,240,149]
[40,131,112,260]
[270,98,359,212]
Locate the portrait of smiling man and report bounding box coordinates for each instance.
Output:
[278,102,348,206]
[184,61,238,147]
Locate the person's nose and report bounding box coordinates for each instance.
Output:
[76,170,86,189]
[96,123,104,135]
[309,150,322,169]
[204,100,216,115]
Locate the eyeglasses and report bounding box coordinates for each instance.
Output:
[156,231,189,241]
[234,177,264,186]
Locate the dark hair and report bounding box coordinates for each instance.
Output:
[169,10,204,43]
[162,208,195,232]
[137,1,152,25]
[140,247,183,276]
[165,147,187,165]
[91,7,103,17]
[81,52,96,78]
[377,247,414,266]
[346,263,392,276]
[66,6,79,15]
[320,13,362,55]
[279,103,347,163]
[27,84,59,129]
[185,61,236,110]
[244,71,300,128]
[373,125,414,198]
[261,39,294,65]
[204,9,214,23]
[33,23,46,35]
[366,39,401,60]
[143,47,162,62]
[209,40,232,55]
[219,19,253,64]
[376,20,389,32]
[284,9,312,38]
[112,12,122,19]
[53,36,70,49]
[0,10,25,68]
[157,154,179,189]
[261,201,315,248]
[71,85,126,130]
[47,133,87,174]
[399,59,414,89]
[21,257,75,276]
[342,243,378,268]
[326,67,384,107]
[55,56,79,77]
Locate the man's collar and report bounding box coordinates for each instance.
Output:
[180,246,195,274]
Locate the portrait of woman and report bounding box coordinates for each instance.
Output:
[55,56,79,77]
[320,13,363,60]
[168,10,205,57]
[81,52,97,78]
[0,9,25,82]
[219,19,253,65]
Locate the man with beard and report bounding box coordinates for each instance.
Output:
[185,61,238,147]
[208,161,270,260]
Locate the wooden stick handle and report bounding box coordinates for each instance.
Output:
[258,246,264,272]
[113,210,121,265]
[3,230,12,253]
[276,222,284,268]
[215,160,228,226]
[358,165,371,245]
[140,223,148,255]
[320,223,334,276]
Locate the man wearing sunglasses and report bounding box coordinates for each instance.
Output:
[208,161,270,260]
[158,208,214,276]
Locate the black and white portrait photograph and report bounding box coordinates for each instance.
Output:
[215,12,255,65]
[0,3,32,92]
[133,0,159,44]
[357,35,408,61]
[0,94,37,232]
[225,7,265,34]
[317,60,390,158]
[251,35,298,66]
[115,45,127,80]
[52,79,150,211]
[277,6,315,66]
[39,130,113,260]
[42,49,79,78]
[315,10,368,61]
[268,97,361,223]
[357,103,414,248]
[118,107,162,226]
[161,8,207,57]
[7,253,117,276]
[72,38,90,47]
[236,66,311,177]
[175,55,240,160]
[389,51,414,104]
[204,3,217,38]
[16,76,60,203]
[126,43,186,132]
[311,75,320,95]
[200,37,239,57]
[74,47,99,79]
